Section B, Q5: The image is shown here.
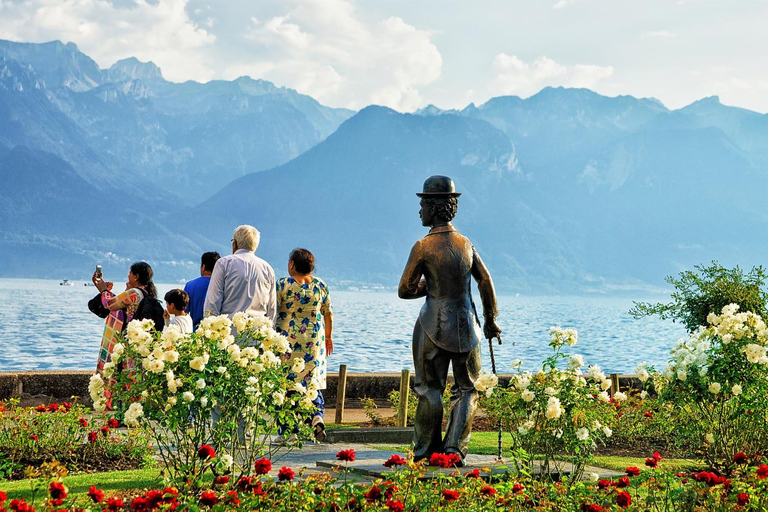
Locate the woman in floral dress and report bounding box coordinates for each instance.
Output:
[275,248,333,440]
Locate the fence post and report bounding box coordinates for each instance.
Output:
[397,369,411,427]
[610,373,620,396]
[334,364,348,424]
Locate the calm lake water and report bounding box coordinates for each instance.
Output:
[0,279,686,374]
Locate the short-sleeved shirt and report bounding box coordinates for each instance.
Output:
[275,277,332,389]
[184,276,211,329]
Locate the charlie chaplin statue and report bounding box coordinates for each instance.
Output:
[398,175,502,466]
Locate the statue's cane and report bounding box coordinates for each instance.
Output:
[487,334,503,460]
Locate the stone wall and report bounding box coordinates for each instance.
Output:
[0,371,646,407]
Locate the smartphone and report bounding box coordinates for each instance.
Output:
[96,265,102,278]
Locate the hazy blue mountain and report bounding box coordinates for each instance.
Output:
[189,106,587,293]
[0,146,206,279]
[0,39,354,200]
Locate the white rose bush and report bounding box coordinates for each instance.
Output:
[482,327,614,480]
[649,303,768,473]
[89,312,314,487]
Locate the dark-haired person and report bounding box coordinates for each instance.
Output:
[92,262,158,374]
[184,251,220,330]
[275,248,334,441]
[164,289,192,334]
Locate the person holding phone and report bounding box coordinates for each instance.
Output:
[92,262,158,376]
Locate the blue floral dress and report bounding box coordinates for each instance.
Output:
[275,277,332,389]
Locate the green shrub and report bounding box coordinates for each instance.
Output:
[630,261,768,333]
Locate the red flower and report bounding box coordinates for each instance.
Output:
[616,476,630,488]
[386,499,404,512]
[757,464,768,479]
[28,434,38,441]
[442,490,460,502]
[465,468,480,479]
[0,491,7,503]
[106,497,124,510]
[100,426,110,436]
[364,485,382,502]
[512,483,525,493]
[199,491,218,507]
[645,457,658,468]
[236,476,256,492]
[644,411,653,418]
[49,481,67,501]
[429,452,460,468]
[625,466,641,476]
[9,498,35,512]
[383,454,407,468]
[581,502,603,512]
[652,452,663,461]
[337,449,356,462]
[732,452,747,464]
[278,466,294,481]
[129,496,147,511]
[254,457,272,475]
[88,431,98,443]
[382,481,398,499]
[87,486,104,503]
[78,418,88,428]
[597,479,612,489]
[108,418,120,429]
[62,402,72,411]
[616,491,631,509]
[737,493,750,506]
[48,403,60,412]
[480,486,497,497]
[214,476,230,486]
[197,445,215,460]
[35,405,46,413]
[225,491,240,506]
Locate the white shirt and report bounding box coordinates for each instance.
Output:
[167,314,193,334]
[203,249,277,322]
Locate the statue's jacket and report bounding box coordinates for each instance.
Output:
[399,225,484,354]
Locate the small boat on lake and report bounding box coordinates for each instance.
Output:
[60,279,74,286]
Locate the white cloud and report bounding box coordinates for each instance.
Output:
[229,0,441,111]
[488,54,614,98]
[0,0,215,82]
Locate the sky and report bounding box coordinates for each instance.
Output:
[0,0,767,113]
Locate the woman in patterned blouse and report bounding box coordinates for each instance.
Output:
[275,248,334,441]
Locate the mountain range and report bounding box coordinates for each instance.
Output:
[2,39,768,294]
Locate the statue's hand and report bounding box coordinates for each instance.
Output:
[483,320,502,341]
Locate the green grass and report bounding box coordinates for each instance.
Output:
[0,468,162,501]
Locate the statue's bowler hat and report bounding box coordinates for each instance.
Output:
[416,175,461,198]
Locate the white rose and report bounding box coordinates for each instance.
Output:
[521,389,535,403]
[112,343,124,358]
[576,427,590,441]
[708,382,721,394]
[290,358,306,374]
[588,473,599,482]
[272,391,286,405]
[613,392,627,402]
[568,354,584,370]
[601,379,612,391]
[200,397,208,407]
[163,350,179,363]
[544,387,558,396]
[732,384,743,396]
[196,378,206,389]
[190,356,207,371]
[474,370,499,397]
[545,397,562,420]
[216,366,228,374]
[182,391,195,402]
[677,369,687,381]
[601,426,612,438]
[124,402,144,427]
[640,390,648,399]
[598,391,610,403]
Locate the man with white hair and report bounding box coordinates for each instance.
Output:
[204,225,277,322]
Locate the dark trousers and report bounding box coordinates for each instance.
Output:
[412,321,481,459]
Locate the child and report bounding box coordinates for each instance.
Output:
[163,289,193,334]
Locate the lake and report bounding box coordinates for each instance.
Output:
[0,279,686,374]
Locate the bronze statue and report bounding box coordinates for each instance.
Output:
[398,175,502,466]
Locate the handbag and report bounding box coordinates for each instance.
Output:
[88,292,110,319]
